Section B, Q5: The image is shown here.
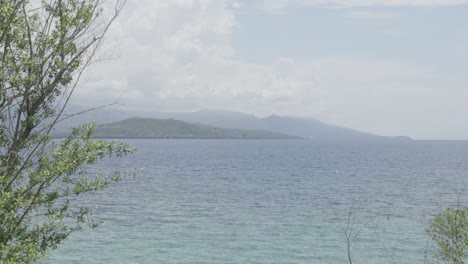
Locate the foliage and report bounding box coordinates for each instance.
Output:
[427,206,468,264]
[0,0,133,263]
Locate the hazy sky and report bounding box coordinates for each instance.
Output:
[74,0,468,139]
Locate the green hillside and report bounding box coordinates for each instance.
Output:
[87,118,298,139]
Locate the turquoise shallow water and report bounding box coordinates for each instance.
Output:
[39,140,468,263]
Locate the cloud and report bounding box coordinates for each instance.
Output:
[258,0,468,12]
[301,59,468,139]
[346,10,400,19]
[72,0,468,139]
[75,0,318,116]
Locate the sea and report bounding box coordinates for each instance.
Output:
[39,139,468,264]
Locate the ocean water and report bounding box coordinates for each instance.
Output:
[39,140,468,264]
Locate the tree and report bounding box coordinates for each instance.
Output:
[0,0,135,263]
[427,206,468,264]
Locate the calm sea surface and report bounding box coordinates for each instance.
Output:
[39,140,468,264]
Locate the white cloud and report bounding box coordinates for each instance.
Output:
[72,0,468,139]
[347,10,400,19]
[302,59,468,139]
[76,0,319,116]
[303,0,468,6]
[258,0,468,12]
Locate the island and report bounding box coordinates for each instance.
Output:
[81,117,299,139]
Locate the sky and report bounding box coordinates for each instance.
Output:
[73,0,468,139]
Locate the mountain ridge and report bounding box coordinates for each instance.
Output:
[81,117,299,139]
[55,106,412,141]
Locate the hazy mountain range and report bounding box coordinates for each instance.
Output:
[56,105,412,141]
[81,118,297,139]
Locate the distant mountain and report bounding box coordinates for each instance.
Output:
[142,110,411,141]
[56,106,411,141]
[79,118,298,139]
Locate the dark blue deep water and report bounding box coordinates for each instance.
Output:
[40,140,468,263]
